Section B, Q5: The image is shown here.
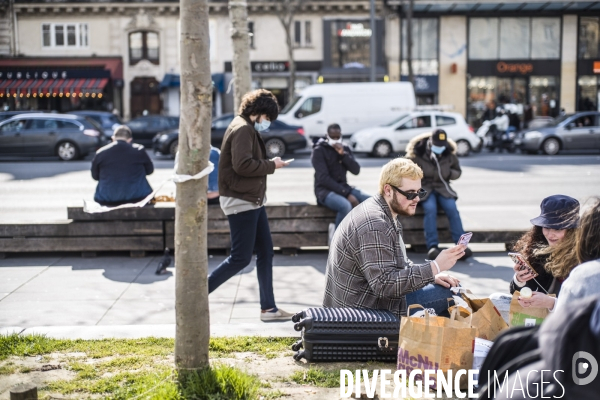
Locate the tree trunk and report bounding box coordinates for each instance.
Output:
[175,0,212,371]
[285,24,296,104]
[405,0,414,85]
[229,0,252,112]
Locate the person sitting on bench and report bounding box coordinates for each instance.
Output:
[322,158,466,318]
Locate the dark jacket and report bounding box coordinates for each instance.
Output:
[218,115,275,205]
[311,138,361,204]
[405,132,461,200]
[91,140,154,205]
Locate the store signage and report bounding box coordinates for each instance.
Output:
[496,62,533,75]
[338,23,372,38]
[593,61,600,74]
[252,62,289,73]
[0,70,68,80]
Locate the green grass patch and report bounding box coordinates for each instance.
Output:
[289,367,341,388]
[0,362,17,375]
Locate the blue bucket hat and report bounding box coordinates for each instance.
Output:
[530,195,580,230]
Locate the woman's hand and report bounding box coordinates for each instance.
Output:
[513,263,536,282]
[518,292,556,309]
[435,274,460,288]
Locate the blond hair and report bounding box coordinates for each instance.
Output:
[378,158,423,195]
[540,228,579,279]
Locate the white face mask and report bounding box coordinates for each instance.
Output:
[327,135,343,145]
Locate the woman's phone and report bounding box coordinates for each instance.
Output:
[283,159,294,163]
[508,252,539,278]
[457,232,473,246]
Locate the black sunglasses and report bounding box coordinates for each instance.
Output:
[390,185,427,200]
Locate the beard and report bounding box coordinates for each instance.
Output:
[390,193,416,216]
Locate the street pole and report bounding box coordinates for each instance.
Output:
[370,0,376,82]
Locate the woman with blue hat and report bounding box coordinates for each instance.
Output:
[511,195,580,311]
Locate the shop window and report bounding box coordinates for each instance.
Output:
[294,97,322,118]
[579,17,599,59]
[401,18,438,76]
[42,23,88,48]
[294,20,312,47]
[397,116,432,130]
[436,116,456,127]
[578,76,598,111]
[129,31,160,65]
[330,21,374,68]
[470,18,559,60]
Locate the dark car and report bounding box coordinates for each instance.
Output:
[153,113,307,158]
[515,112,600,155]
[69,111,123,144]
[0,113,102,161]
[126,115,179,147]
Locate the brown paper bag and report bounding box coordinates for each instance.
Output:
[457,293,509,341]
[397,305,476,388]
[509,291,552,327]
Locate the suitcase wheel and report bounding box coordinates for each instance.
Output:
[293,322,304,332]
[291,340,303,351]
[291,312,303,323]
[293,350,305,361]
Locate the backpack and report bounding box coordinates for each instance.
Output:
[478,295,600,400]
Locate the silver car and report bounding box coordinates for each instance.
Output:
[0,113,102,161]
[515,112,600,155]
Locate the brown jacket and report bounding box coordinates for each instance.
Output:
[218,115,276,204]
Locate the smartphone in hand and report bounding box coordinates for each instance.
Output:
[457,232,473,246]
[508,252,539,278]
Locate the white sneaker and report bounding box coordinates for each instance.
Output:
[328,223,336,246]
[260,308,294,322]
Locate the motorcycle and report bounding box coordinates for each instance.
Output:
[476,116,517,153]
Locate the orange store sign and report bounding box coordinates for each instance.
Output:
[594,61,600,74]
[496,62,533,75]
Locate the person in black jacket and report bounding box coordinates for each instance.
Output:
[91,125,154,206]
[311,123,370,233]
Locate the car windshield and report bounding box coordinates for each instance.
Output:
[83,117,103,131]
[548,114,574,127]
[382,114,409,127]
[280,96,302,115]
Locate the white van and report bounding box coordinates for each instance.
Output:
[277,82,416,141]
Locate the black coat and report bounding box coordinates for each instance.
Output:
[509,252,561,296]
[311,139,360,204]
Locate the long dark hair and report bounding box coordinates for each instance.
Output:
[512,226,549,273]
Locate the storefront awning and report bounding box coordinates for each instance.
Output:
[0,78,109,98]
[159,73,226,93]
[385,1,600,13]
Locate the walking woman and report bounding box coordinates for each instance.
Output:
[209,89,292,321]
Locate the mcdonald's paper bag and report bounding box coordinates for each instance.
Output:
[509,291,552,327]
[397,306,476,389]
[457,293,509,341]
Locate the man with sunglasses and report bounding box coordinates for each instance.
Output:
[406,129,472,261]
[323,158,466,318]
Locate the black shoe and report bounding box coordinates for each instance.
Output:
[427,246,441,260]
[459,247,473,261]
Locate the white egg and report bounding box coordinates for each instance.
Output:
[520,287,533,299]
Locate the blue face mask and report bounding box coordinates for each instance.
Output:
[431,144,446,155]
[254,119,271,132]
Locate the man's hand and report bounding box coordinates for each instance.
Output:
[332,143,345,155]
[435,274,460,288]
[433,245,465,273]
[518,292,556,309]
[347,194,359,208]
[271,157,289,169]
[513,264,536,283]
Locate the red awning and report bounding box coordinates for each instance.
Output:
[0,76,111,96]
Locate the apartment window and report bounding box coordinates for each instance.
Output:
[294,20,312,47]
[42,23,89,48]
[401,18,439,76]
[579,17,600,59]
[248,21,255,48]
[469,17,560,60]
[129,31,160,65]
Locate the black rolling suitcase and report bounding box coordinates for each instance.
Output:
[291,307,400,362]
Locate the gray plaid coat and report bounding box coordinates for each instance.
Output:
[322,194,435,318]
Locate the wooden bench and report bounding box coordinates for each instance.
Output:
[0,202,525,257]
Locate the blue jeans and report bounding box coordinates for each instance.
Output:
[405,284,455,317]
[322,188,371,227]
[208,207,276,310]
[421,191,465,250]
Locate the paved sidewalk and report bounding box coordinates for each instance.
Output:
[0,244,514,338]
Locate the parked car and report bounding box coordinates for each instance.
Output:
[69,111,123,144]
[349,111,482,157]
[0,113,102,161]
[126,115,179,147]
[0,110,44,122]
[153,113,307,158]
[515,112,600,155]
